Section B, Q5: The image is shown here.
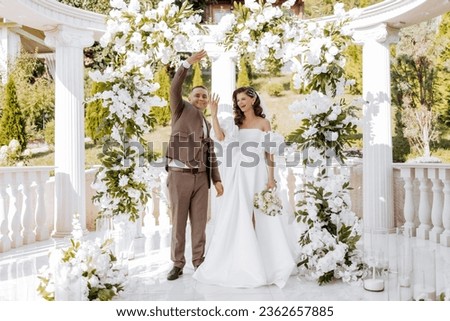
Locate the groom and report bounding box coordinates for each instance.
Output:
[166,50,224,281]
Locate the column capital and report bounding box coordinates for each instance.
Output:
[353,23,399,45]
[44,25,94,49]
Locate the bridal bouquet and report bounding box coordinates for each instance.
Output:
[254,188,283,216]
[37,216,127,301]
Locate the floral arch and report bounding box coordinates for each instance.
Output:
[91,0,364,285]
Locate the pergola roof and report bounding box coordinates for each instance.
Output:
[0,0,105,37]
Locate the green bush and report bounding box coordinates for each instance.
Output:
[237,58,251,87]
[0,75,27,151]
[192,62,204,87]
[44,120,55,146]
[265,82,284,97]
[151,66,171,127]
[85,82,110,144]
[392,135,411,163]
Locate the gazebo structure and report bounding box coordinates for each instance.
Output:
[0,0,450,242]
[0,0,450,256]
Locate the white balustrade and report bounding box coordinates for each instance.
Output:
[0,167,53,253]
[440,169,450,247]
[416,168,432,239]
[0,176,10,252]
[429,168,444,243]
[399,167,416,236]
[2,162,449,254]
[395,164,450,247]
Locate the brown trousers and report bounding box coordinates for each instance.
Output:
[167,169,209,269]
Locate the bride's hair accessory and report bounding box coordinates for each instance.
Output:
[232,86,266,126]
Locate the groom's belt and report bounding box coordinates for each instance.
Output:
[168,167,206,174]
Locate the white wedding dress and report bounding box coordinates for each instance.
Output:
[193,112,297,288]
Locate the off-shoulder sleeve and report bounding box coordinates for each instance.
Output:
[211,111,238,145]
[262,131,286,156]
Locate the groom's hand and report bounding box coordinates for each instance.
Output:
[187,50,207,65]
[214,181,224,197]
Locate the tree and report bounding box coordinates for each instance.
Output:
[151,66,171,126]
[343,44,362,94]
[192,62,204,87]
[391,19,442,159]
[402,103,439,158]
[434,12,450,125]
[57,0,111,14]
[85,82,111,144]
[237,58,251,87]
[304,0,381,18]
[0,75,27,151]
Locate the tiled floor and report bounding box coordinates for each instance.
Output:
[0,232,387,302]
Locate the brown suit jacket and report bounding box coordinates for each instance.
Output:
[166,65,221,188]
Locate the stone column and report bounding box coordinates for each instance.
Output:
[45,25,94,237]
[209,51,236,110]
[354,24,399,229]
[0,23,21,83]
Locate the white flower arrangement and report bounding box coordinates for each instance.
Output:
[215,0,299,71]
[254,188,283,216]
[37,215,127,301]
[90,0,205,222]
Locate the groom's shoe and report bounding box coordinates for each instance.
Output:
[167,267,183,281]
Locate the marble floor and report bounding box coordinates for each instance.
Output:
[1,230,448,302]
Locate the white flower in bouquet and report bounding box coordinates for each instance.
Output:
[254,188,283,216]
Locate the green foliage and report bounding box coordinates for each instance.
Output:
[343,45,362,94]
[5,51,54,133]
[151,66,171,127]
[434,12,450,125]
[56,0,111,14]
[265,82,284,97]
[85,82,111,144]
[192,62,204,87]
[44,120,55,146]
[304,0,381,18]
[0,75,27,150]
[237,58,251,88]
[392,135,411,163]
[392,103,411,163]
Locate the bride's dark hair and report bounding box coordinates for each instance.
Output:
[233,86,265,126]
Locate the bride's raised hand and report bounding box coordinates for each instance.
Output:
[209,93,220,117]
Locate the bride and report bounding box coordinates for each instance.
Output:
[193,86,297,288]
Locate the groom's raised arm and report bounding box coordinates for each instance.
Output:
[170,62,189,117]
[170,51,208,117]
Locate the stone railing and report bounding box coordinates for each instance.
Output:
[394,163,450,247]
[0,166,54,253]
[8,161,450,255]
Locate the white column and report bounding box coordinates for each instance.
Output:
[45,26,94,237]
[0,24,21,83]
[209,51,236,110]
[355,24,399,229]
